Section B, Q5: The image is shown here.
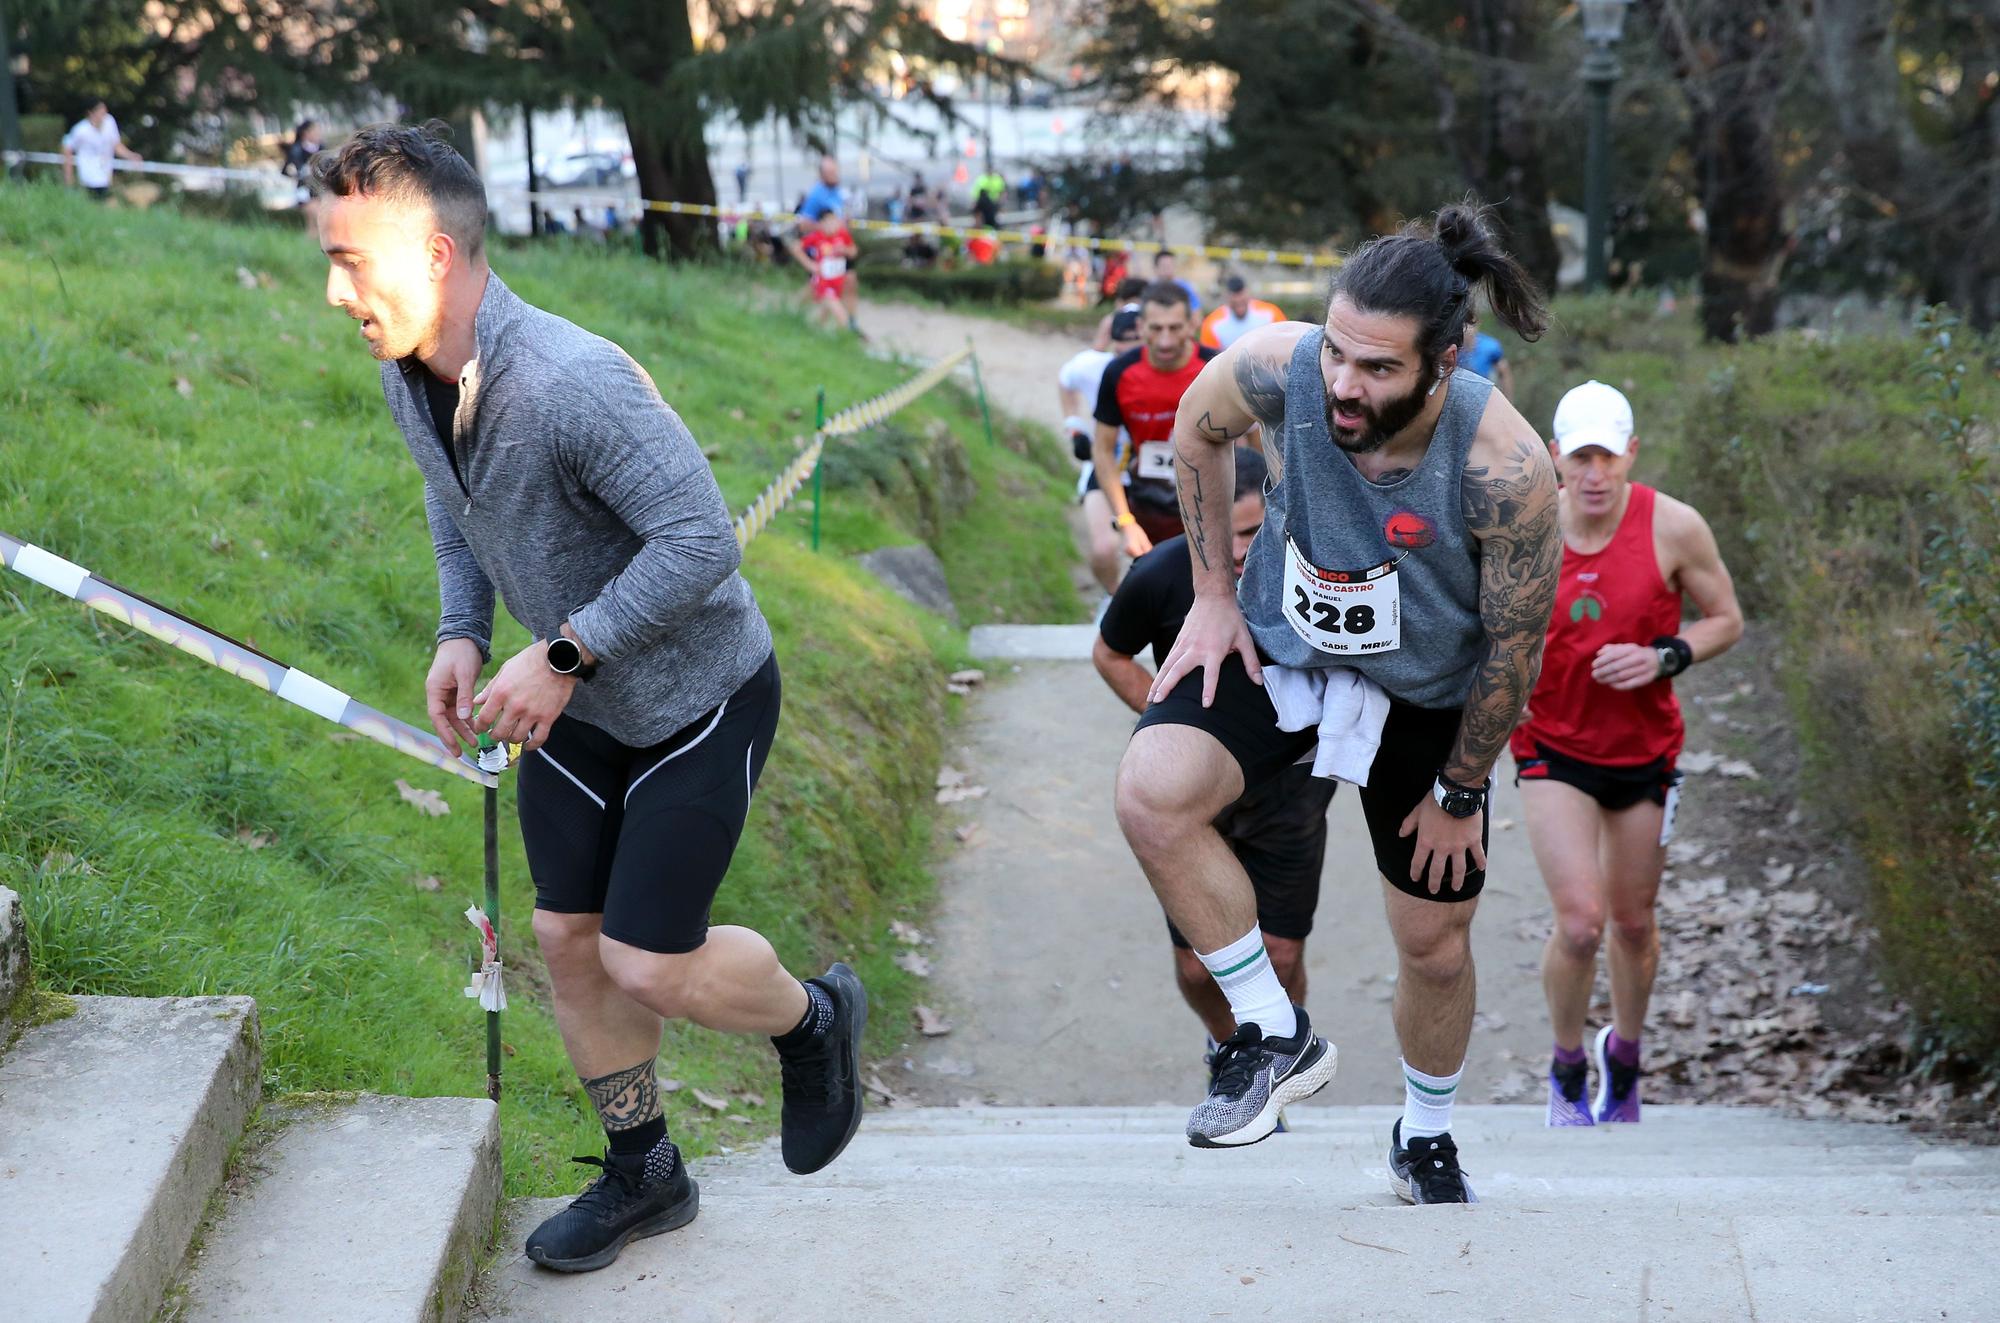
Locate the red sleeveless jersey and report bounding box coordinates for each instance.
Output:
[1512,483,1685,767]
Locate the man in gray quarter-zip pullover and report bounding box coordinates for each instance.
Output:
[1118,203,1560,1202]
[312,121,866,1275]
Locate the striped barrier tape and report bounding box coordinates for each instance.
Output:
[732,346,974,548]
[0,528,499,789]
[5,150,1338,269]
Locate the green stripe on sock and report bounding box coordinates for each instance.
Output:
[1404,1074,1456,1096]
[1211,946,1268,978]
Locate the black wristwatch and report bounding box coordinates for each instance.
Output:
[1431,771,1489,819]
[546,634,597,680]
[1651,635,1693,679]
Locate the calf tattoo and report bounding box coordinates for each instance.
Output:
[583,1060,664,1131]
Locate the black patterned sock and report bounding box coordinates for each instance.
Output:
[608,1113,667,1157]
[773,979,835,1050]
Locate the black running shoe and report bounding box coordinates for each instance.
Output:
[1388,1119,1478,1204]
[777,961,868,1175]
[524,1146,698,1273]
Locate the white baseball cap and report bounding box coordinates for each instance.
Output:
[1552,380,1635,456]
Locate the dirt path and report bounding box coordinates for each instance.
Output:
[861,299,1083,427]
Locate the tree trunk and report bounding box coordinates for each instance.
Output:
[592,1,718,261]
[1656,0,1792,342]
[626,114,720,261]
[1465,0,1562,295]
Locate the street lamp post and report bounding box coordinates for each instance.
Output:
[1578,0,1631,291]
[0,0,23,180]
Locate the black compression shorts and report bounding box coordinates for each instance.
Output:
[1166,759,1336,948]
[1134,653,1488,901]
[517,651,781,953]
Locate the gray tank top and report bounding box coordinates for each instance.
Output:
[1237,327,1491,707]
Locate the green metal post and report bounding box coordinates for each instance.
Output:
[483,781,502,1102]
[811,386,826,552]
[1582,47,1620,292]
[967,338,995,448]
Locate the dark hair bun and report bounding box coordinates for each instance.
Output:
[1433,204,1487,273]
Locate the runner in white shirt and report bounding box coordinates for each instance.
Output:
[62,101,142,197]
[1060,310,1140,593]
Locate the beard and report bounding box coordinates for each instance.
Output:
[1324,377,1430,455]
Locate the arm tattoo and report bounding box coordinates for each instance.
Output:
[1449,434,1561,783]
[1232,351,1288,425]
[1193,409,1253,444]
[582,1060,664,1132]
[1177,454,1212,572]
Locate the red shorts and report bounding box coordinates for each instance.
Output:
[811,276,848,302]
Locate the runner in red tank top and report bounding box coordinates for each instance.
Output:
[1513,381,1743,1127]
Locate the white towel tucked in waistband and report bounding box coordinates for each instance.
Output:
[1261,664,1391,786]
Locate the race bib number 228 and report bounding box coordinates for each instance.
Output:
[1281,536,1401,655]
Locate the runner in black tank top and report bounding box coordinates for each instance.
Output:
[1113,203,1560,1204]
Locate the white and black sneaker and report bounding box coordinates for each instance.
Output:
[1388,1119,1478,1204]
[1187,1008,1336,1148]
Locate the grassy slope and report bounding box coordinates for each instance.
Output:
[0,186,1080,1195]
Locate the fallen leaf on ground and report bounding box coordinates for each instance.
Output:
[889,919,929,945]
[1240,1276,1257,1286]
[954,823,983,845]
[737,1091,765,1108]
[235,266,260,289]
[411,875,443,892]
[1492,818,1516,832]
[947,682,975,696]
[174,376,194,399]
[394,779,450,816]
[1717,759,1761,779]
[935,765,967,788]
[915,1005,953,1036]
[936,785,988,805]
[863,1072,900,1104]
[728,1115,755,1125]
[949,669,986,686]
[690,1087,730,1112]
[1679,750,1721,774]
[1762,862,1796,886]
[894,951,933,978]
[659,1078,683,1092]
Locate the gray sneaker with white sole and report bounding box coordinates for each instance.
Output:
[1187,1008,1336,1148]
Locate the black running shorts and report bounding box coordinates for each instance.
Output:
[1515,740,1680,812]
[1166,759,1336,948]
[1135,653,1488,901]
[517,651,781,953]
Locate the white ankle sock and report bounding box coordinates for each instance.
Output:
[1197,929,1297,1040]
[1401,1058,1463,1140]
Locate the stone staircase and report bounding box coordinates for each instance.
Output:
[0,886,501,1323]
[473,1103,2000,1322]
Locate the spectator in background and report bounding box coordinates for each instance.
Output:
[1461,320,1516,399]
[61,100,142,199]
[1152,248,1201,316]
[1092,276,1148,351]
[972,169,1004,229]
[282,119,323,209]
[734,162,751,203]
[1099,248,1132,304]
[1019,169,1043,208]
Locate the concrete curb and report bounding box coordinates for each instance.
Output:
[0,995,261,1323]
[0,885,27,1039]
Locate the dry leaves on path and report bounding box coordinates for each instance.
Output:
[936,785,989,805]
[394,778,450,817]
[914,1005,953,1037]
[235,827,275,849]
[894,950,933,978]
[690,1087,730,1112]
[889,920,929,946]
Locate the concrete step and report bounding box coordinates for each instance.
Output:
[967,623,1096,660]
[0,995,260,1323]
[0,884,27,1035]
[476,1104,2000,1322]
[173,1094,502,1323]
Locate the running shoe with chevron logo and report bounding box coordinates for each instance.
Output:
[1187,1008,1335,1148]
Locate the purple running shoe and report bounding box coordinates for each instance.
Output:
[1591,1024,1641,1124]
[1546,1057,1593,1127]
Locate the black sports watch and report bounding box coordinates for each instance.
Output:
[546,634,596,680]
[1431,771,1489,819]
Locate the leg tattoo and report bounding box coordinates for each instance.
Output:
[582,1060,664,1133]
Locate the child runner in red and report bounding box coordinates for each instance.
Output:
[1513,381,1743,1125]
[797,208,858,332]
